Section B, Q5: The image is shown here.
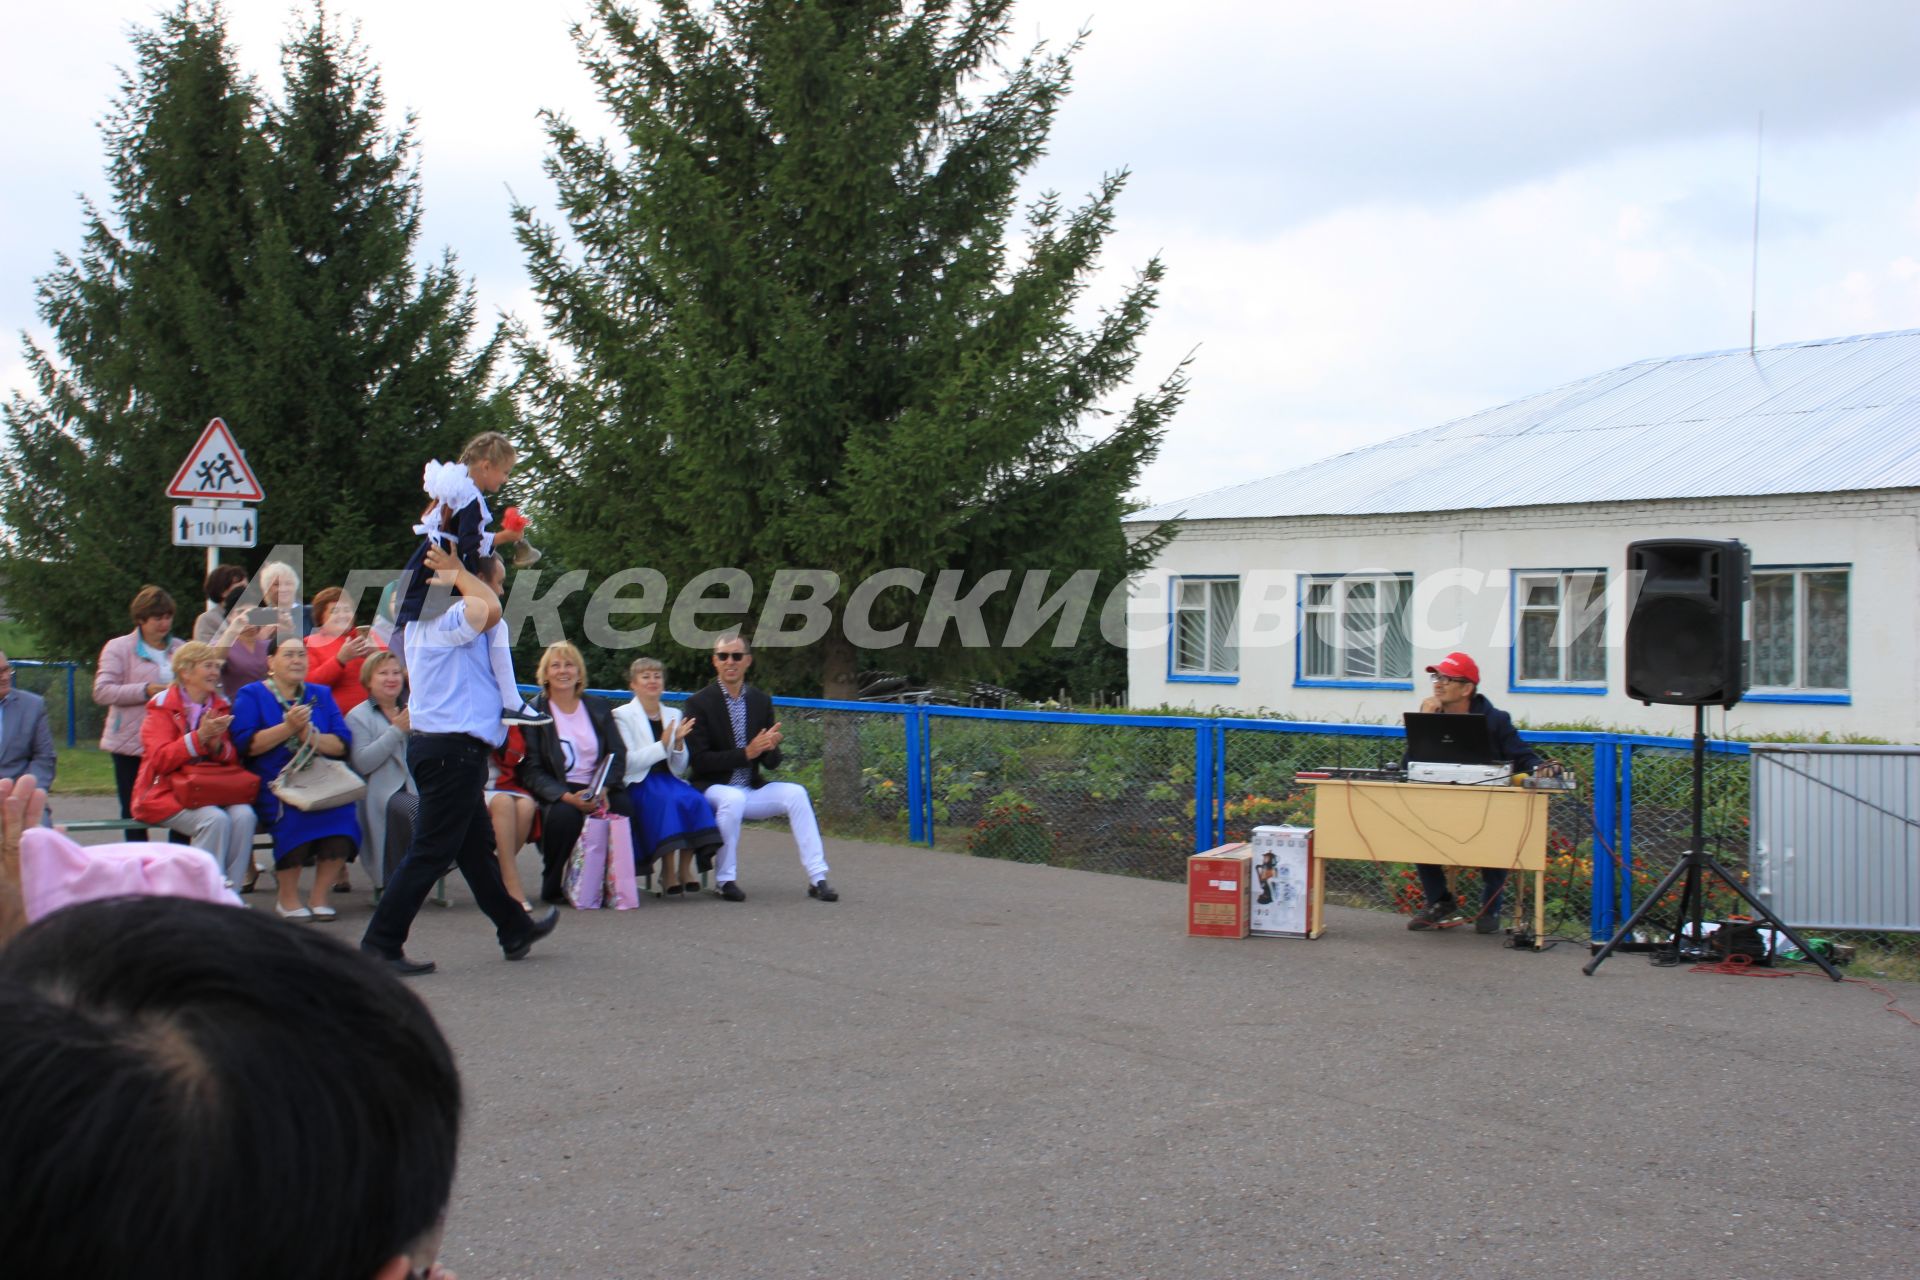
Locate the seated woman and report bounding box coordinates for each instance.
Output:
[485,725,538,911]
[230,635,360,921]
[307,586,380,714]
[128,641,259,887]
[612,657,719,897]
[345,651,413,894]
[517,642,630,904]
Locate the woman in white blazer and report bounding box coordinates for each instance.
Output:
[612,657,720,896]
[344,652,415,891]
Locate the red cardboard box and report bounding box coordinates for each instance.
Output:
[1187,844,1253,938]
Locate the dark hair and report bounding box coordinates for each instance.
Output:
[129,584,176,625]
[714,629,752,655]
[0,897,461,1279]
[266,632,307,658]
[204,564,248,606]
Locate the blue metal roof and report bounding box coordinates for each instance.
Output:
[1129,329,1920,523]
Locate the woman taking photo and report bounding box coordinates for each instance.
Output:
[93,585,185,842]
[230,636,360,921]
[613,657,719,897]
[345,651,413,894]
[518,642,630,904]
[128,642,258,887]
[307,586,379,715]
[191,564,249,644]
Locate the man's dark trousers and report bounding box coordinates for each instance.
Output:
[364,732,531,956]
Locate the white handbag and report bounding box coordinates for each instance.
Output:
[270,740,368,812]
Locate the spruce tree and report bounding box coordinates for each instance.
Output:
[514,0,1185,700]
[1,2,506,657]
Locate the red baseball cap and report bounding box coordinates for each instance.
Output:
[1425,652,1481,683]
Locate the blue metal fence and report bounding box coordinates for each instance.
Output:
[566,687,1748,944]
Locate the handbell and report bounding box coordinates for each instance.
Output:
[513,537,543,568]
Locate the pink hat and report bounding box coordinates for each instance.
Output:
[19,828,242,923]
[1425,652,1481,684]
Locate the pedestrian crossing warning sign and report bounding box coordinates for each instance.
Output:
[166,418,265,501]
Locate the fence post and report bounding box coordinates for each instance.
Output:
[1193,723,1213,852]
[904,711,925,845]
[1212,723,1228,846]
[918,709,935,847]
[1589,738,1619,943]
[1617,744,1636,928]
[64,662,77,748]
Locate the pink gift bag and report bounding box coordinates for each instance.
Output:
[563,821,607,910]
[596,813,640,911]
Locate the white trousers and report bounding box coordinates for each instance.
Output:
[164,803,259,888]
[702,781,828,885]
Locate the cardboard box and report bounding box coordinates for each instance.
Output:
[1187,844,1252,938]
[1250,825,1320,938]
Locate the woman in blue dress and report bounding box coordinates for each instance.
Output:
[231,635,360,922]
[611,657,720,896]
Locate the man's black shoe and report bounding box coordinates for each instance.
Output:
[362,946,436,976]
[1474,912,1503,935]
[1407,899,1460,931]
[505,907,561,961]
[716,881,746,902]
[539,888,567,905]
[808,879,839,903]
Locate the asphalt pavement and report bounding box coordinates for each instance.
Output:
[55,797,1920,1278]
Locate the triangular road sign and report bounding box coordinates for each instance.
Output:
[166,418,265,501]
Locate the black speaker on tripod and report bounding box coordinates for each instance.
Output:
[1624,538,1750,708]
[1587,536,1840,980]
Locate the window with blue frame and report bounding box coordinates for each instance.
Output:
[1171,577,1239,677]
[1515,570,1607,686]
[1301,573,1412,681]
[1751,566,1848,693]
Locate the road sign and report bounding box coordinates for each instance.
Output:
[166,418,265,501]
[171,505,258,548]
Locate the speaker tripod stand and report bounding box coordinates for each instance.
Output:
[1584,705,1841,981]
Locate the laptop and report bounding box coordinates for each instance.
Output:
[1402,712,1500,765]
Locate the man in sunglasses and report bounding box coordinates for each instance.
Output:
[1406,651,1543,933]
[681,631,838,903]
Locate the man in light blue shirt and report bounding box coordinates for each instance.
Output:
[362,549,557,975]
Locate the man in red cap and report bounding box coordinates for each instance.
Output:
[1408,651,1544,933]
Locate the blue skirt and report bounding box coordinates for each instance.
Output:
[627,770,721,868]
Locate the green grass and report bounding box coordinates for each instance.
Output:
[55,746,117,796]
[0,620,47,656]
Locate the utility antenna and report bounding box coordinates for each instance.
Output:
[1749,112,1763,354]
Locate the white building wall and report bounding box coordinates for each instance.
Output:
[1124,490,1920,742]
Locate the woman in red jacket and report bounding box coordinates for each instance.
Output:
[131,642,260,889]
[305,587,380,715]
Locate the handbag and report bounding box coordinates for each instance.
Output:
[597,813,640,911]
[168,760,260,810]
[563,820,607,909]
[270,740,367,812]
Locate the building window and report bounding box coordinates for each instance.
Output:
[1751,567,1848,692]
[1301,574,1412,681]
[1515,571,1607,685]
[1172,577,1239,677]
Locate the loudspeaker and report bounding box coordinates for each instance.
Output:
[1624,538,1749,707]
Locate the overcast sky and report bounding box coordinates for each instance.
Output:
[5,1,1919,508]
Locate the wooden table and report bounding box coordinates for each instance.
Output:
[1308,779,1552,948]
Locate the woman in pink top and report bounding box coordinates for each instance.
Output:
[515,642,631,904]
[92,585,185,841]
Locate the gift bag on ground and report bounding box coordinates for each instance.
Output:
[596,813,640,910]
[563,820,607,910]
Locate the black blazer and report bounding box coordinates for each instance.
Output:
[517,692,627,806]
[682,682,781,790]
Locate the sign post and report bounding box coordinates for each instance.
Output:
[167,418,265,575]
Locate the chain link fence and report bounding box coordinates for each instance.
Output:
[926,714,1196,880]
[764,705,912,846]
[11,661,94,746]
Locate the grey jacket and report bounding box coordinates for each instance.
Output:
[346,699,414,886]
[0,689,56,790]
